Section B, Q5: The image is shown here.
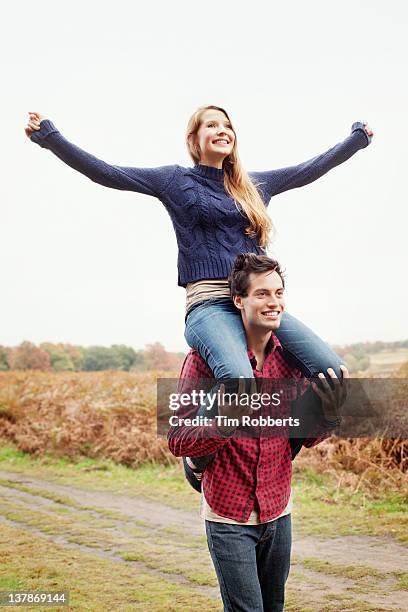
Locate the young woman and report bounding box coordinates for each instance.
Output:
[25,106,373,399]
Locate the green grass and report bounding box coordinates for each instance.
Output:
[0,443,407,544]
[0,444,198,509]
[0,523,221,611]
[0,475,216,588]
[0,497,124,550]
[291,465,408,544]
[395,572,408,590]
[300,557,383,580]
[120,543,217,587]
[1,443,408,610]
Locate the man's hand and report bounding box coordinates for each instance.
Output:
[216,376,256,436]
[311,365,350,422]
[25,111,46,138]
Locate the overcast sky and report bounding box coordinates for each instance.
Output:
[2,0,407,352]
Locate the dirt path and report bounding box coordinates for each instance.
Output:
[0,469,407,611]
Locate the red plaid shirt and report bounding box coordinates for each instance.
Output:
[168,334,334,522]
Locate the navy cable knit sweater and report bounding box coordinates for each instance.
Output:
[30,120,371,287]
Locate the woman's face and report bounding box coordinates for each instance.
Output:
[195,109,235,168]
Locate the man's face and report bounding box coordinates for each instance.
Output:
[233,270,285,332]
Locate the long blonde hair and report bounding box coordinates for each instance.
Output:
[186,105,273,249]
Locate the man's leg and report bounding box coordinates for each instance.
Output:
[205,520,265,611]
[256,514,292,612]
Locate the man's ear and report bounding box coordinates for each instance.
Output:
[233,295,244,310]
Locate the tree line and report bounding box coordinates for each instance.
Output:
[1,339,407,374]
[332,339,408,373]
[0,341,185,372]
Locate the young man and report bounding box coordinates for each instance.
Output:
[167,253,347,612]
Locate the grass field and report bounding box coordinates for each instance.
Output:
[0,368,406,610]
[368,349,408,375]
[0,444,407,611]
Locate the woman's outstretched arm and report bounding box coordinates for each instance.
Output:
[249,121,374,204]
[26,112,177,198]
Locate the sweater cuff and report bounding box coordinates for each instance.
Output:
[351,121,372,147]
[30,119,59,148]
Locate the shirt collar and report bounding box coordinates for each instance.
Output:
[247,333,282,368]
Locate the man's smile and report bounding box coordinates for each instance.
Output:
[261,310,280,319]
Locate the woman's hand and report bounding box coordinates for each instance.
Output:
[363,121,374,138]
[25,111,46,138]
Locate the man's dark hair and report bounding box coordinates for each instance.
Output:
[228,253,285,298]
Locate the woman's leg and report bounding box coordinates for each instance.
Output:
[184,298,255,472]
[185,298,255,394]
[185,301,344,382]
[274,311,344,379]
[183,301,343,473]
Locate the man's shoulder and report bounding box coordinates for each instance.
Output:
[266,343,304,378]
[177,349,213,395]
[179,348,213,378]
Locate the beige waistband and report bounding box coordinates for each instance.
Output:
[200,489,293,524]
[185,278,230,314]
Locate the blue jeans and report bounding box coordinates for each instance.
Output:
[185,297,343,381]
[184,297,342,471]
[205,513,292,612]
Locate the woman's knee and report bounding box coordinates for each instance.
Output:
[215,356,254,379]
[276,312,344,379]
[314,356,344,380]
